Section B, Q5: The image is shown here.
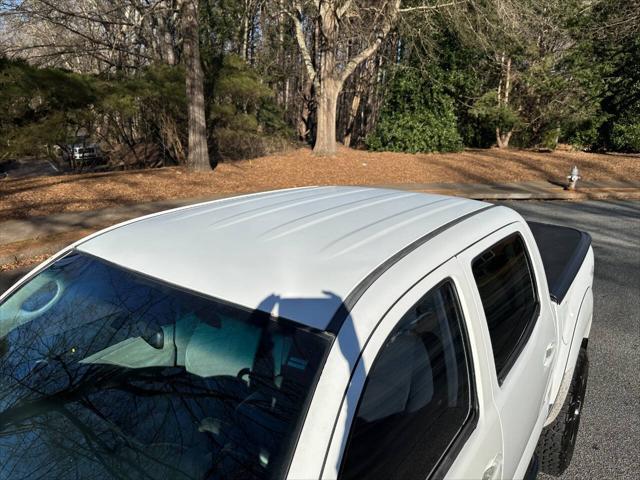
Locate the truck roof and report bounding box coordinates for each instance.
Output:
[78,186,490,330]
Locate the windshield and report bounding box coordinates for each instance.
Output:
[0,253,331,480]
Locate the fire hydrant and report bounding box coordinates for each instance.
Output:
[566,165,581,190]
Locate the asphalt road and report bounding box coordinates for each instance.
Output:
[1,200,638,479]
[500,200,640,480]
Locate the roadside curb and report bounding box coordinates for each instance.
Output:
[369,180,640,201]
[420,190,640,201]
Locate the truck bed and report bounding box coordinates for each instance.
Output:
[528,222,592,304]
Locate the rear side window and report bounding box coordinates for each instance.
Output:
[339,281,475,480]
[472,233,538,383]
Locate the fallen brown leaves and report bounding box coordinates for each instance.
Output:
[0,254,51,272]
[1,146,638,222]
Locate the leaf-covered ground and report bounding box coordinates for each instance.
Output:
[1,146,638,222]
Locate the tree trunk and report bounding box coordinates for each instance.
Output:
[297,78,313,141]
[495,53,513,149]
[504,56,511,105]
[344,84,362,148]
[156,3,177,66]
[496,128,512,148]
[183,0,210,171]
[314,79,340,155]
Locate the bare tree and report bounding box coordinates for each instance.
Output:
[0,1,158,71]
[286,1,464,155]
[1,0,212,169]
[287,1,390,155]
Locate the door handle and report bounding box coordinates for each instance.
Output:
[482,453,503,480]
[544,342,556,366]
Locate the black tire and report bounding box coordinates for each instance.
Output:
[535,347,589,476]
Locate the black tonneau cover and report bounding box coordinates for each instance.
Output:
[527,221,592,304]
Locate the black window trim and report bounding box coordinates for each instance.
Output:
[471,232,541,386]
[337,278,479,480]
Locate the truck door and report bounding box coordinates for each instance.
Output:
[320,259,503,480]
[457,224,558,478]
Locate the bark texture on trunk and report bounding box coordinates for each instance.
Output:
[183,0,210,171]
[314,79,340,155]
[343,89,361,148]
[496,53,513,149]
[496,128,513,148]
[313,2,338,156]
[298,78,313,141]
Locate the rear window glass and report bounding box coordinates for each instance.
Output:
[472,233,538,382]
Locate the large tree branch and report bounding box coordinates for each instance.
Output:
[338,0,467,84]
[287,2,317,85]
[339,0,400,84]
[336,0,354,18]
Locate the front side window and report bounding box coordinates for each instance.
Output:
[339,281,475,480]
[0,252,331,480]
[472,233,538,383]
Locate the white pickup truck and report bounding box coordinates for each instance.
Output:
[0,187,593,480]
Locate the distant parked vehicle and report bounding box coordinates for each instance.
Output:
[71,144,102,162]
[61,143,106,171]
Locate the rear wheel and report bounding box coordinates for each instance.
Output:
[535,348,589,476]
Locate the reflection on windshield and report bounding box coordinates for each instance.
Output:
[0,253,331,480]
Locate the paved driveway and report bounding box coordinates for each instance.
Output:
[1,200,638,478]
